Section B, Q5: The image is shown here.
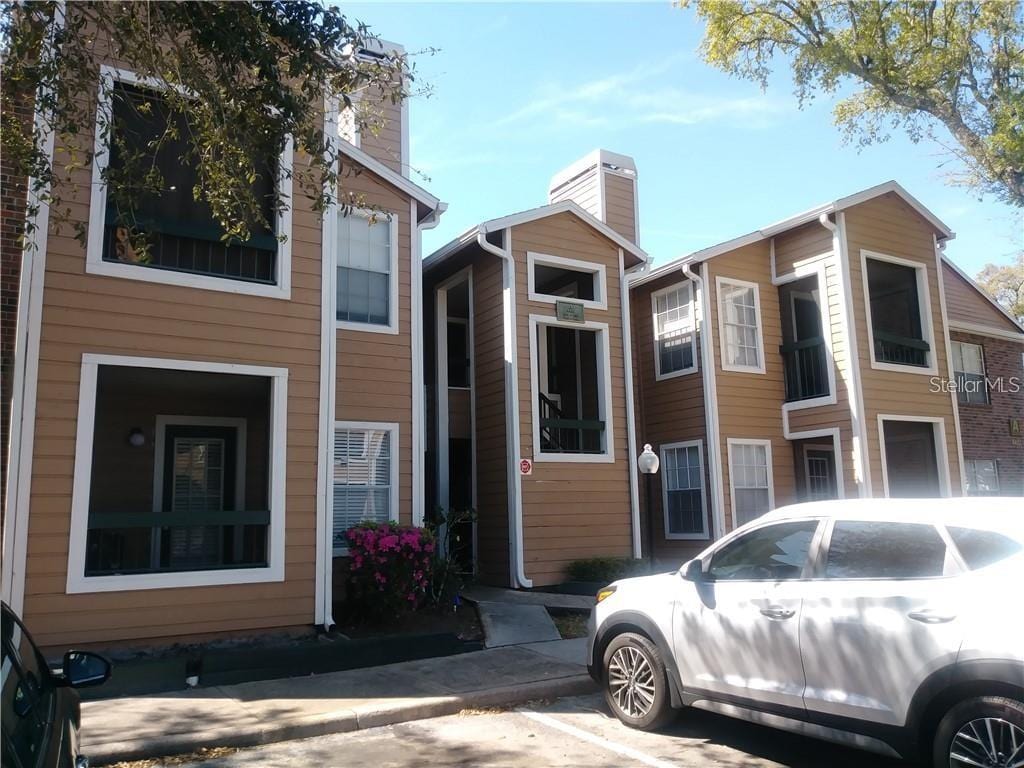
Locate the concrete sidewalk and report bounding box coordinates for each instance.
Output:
[81,640,594,765]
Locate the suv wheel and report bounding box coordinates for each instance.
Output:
[601,632,674,731]
[933,696,1024,768]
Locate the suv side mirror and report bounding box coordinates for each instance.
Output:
[60,651,111,688]
[681,559,705,582]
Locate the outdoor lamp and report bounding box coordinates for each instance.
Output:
[637,444,659,567]
[127,428,146,448]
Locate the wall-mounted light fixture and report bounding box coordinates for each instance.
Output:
[127,428,146,448]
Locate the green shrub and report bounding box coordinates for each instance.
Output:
[566,556,647,584]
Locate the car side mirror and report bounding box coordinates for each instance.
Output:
[681,559,705,582]
[60,651,111,688]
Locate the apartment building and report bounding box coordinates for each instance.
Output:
[1,25,444,648]
[630,179,1023,563]
[422,151,647,587]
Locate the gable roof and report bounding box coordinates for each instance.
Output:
[941,256,1024,338]
[632,180,953,288]
[424,200,649,271]
[338,141,444,224]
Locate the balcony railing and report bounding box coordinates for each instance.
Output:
[103,218,277,285]
[874,330,929,367]
[780,337,829,402]
[85,509,270,575]
[538,393,604,454]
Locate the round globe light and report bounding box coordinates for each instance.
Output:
[637,443,659,475]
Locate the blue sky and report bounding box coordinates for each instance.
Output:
[347,2,1022,276]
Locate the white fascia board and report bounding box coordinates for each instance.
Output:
[337,141,440,217]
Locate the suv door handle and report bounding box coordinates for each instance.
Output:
[908,609,957,624]
[760,606,796,620]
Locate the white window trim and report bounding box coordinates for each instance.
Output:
[716,276,767,375]
[85,65,293,300]
[335,206,401,335]
[659,439,708,541]
[651,281,698,381]
[527,251,608,311]
[876,414,952,498]
[781,262,838,412]
[332,420,400,556]
[726,438,775,528]
[66,354,288,593]
[528,314,615,463]
[152,415,248,517]
[861,249,938,376]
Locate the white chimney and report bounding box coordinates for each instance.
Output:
[548,149,639,244]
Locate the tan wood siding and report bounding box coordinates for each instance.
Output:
[773,222,832,274]
[630,273,708,562]
[25,83,323,648]
[707,243,796,530]
[357,94,404,176]
[512,213,633,585]
[549,172,600,221]
[603,173,637,244]
[334,170,415,525]
[842,193,961,494]
[942,261,1022,334]
[472,253,511,585]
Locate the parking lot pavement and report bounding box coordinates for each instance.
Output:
[132,693,910,768]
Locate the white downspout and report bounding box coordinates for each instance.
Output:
[683,261,726,539]
[476,229,532,588]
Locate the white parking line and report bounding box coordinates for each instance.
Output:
[519,709,683,768]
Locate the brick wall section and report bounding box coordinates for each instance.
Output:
[1,87,35,522]
[952,331,1024,495]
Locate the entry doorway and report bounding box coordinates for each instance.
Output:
[801,444,838,501]
[880,419,944,497]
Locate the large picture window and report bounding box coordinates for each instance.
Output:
[660,440,707,539]
[336,211,398,333]
[717,278,765,374]
[86,66,292,298]
[652,282,697,379]
[727,439,774,527]
[333,422,399,553]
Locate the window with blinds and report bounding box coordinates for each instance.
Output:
[333,425,395,553]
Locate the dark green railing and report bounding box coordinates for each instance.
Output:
[780,337,829,401]
[874,329,929,367]
[538,393,605,454]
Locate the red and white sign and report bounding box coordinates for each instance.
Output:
[519,458,533,476]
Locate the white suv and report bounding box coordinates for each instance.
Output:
[587,498,1024,767]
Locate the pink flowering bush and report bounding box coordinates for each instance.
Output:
[345,522,435,618]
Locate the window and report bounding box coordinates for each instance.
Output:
[947,526,1022,570]
[333,423,398,553]
[825,521,948,579]
[660,441,706,539]
[336,211,398,332]
[652,282,697,379]
[952,342,987,404]
[717,278,765,373]
[709,520,819,581]
[728,439,773,526]
[964,459,1000,496]
[66,355,287,593]
[864,254,932,369]
[531,316,614,462]
[527,252,607,310]
[86,67,291,298]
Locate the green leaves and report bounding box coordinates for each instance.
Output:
[686,0,1024,206]
[1,1,416,249]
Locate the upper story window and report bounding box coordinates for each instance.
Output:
[336,211,399,334]
[864,252,933,371]
[527,252,607,310]
[652,282,697,380]
[717,277,765,374]
[86,67,292,299]
[951,341,987,404]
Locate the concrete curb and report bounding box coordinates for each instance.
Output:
[90,674,596,765]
